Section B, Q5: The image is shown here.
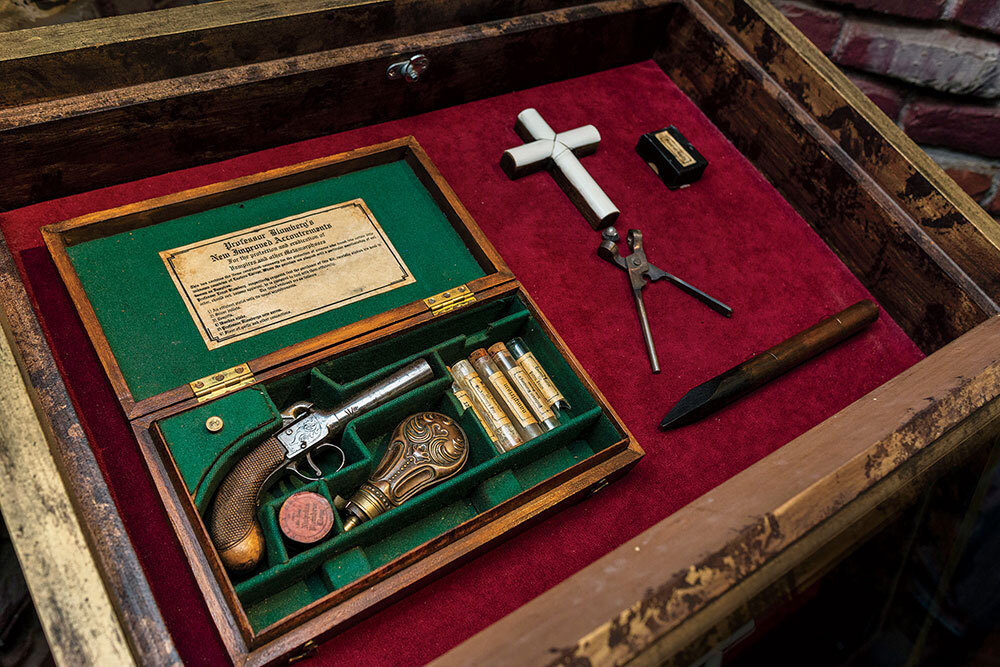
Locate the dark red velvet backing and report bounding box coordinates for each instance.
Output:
[0,62,923,665]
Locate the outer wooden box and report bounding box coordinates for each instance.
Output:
[1,1,1000,666]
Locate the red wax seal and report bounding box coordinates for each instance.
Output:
[279,491,335,544]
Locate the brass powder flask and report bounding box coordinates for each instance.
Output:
[343,412,469,531]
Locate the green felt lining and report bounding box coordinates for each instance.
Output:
[64,159,488,401]
[155,294,622,632]
[157,387,282,506]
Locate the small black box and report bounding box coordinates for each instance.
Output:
[636,126,707,190]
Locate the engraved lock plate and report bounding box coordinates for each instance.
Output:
[276,413,329,457]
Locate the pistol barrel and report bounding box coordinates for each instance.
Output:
[326,359,436,431]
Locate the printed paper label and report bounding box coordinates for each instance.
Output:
[509,366,555,421]
[468,375,511,426]
[452,386,499,443]
[160,199,414,349]
[517,352,567,408]
[487,371,537,429]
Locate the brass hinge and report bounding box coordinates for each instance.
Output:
[190,363,255,402]
[423,284,476,316]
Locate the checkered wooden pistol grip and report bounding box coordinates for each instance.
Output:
[206,436,286,573]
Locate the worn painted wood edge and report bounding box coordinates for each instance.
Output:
[0,0,372,56]
[0,305,136,666]
[658,0,994,351]
[0,0,577,59]
[433,315,1000,666]
[696,0,1000,299]
[0,236,181,666]
[643,401,1000,667]
[743,0,1000,250]
[0,0,590,108]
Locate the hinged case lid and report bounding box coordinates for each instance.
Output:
[42,137,516,419]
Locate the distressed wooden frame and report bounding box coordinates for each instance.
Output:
[2,0,1000,665]
[0,229,181,665]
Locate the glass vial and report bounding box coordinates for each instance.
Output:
[450,360,523,452]
[469,348,543,442]
[487,342,560,432]
[507,337,571,411]
[448,371,500,447]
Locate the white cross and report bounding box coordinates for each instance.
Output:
[500,108,620,230]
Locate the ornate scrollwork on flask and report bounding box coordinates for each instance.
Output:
[343,412,468,530]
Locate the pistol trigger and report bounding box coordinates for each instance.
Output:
[288,460,321,483]
[304,452,324,479]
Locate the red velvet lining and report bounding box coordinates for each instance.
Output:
[0,61,923,665]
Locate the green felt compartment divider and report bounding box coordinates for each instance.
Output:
[584,408,624,445]
[258,372,311,415]
[471,471,524,512]
[312,349,453,411]
[260,499,289,568]
[365,499,479,569]
[304,368,345,410]
[320,548,371,590]
[511,439,597,490]
[244,581,315,634]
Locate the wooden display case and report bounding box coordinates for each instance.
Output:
[2,1,999,666]
[38,136,641,665]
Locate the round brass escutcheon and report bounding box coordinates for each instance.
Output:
[205,416,224,433]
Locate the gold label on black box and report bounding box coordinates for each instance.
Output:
[655,129,696,167]
[160,199,415,350]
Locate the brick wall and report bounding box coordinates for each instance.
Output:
[775,0,1000,220]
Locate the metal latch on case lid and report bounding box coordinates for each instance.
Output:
[386,54,429,82]
[590,478,610,495]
